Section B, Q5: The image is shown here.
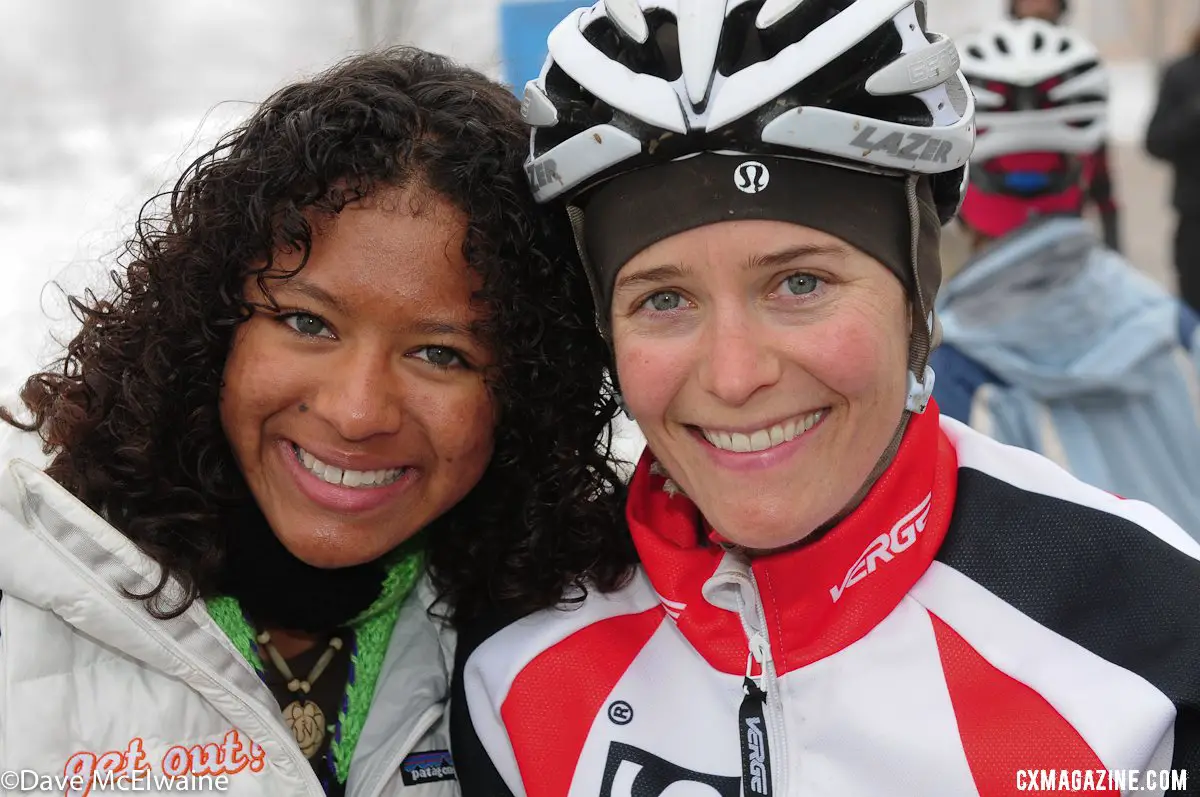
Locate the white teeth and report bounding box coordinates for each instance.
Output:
[701,410,824,454]
[293,445,405,488]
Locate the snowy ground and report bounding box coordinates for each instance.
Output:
[0,4,1175,469]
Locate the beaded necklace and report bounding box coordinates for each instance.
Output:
[206,549,423,788]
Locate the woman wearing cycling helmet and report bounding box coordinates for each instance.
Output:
[454,1,1200,794]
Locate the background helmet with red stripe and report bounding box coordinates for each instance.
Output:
[520,0,977,414]
[959,19,1108,163]
[956,18,1108,234]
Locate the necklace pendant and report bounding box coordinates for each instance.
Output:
[283,699,326,759]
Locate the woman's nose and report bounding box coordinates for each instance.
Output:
[696,310,782,406]
[309,345,404,442]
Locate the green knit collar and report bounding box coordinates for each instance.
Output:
[206,547,424,787]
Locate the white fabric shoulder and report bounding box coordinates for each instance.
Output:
[939,415,1200,561]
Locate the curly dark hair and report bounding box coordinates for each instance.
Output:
[1,47,637,626]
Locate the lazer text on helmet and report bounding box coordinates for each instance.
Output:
[850,127,954,164]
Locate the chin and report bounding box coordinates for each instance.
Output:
[277,535,386,570]
[729,530,819,553]
[705,513,801,552]
[703,500,821,553]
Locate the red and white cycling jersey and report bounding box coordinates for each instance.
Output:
[453,403,1200,797]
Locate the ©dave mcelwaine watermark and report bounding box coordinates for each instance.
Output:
[2,730,264,795]
[1,768,229,794]
[1016,768,1188,792]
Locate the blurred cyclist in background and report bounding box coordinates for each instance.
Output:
[932,19,1200,538]
[1009,0,1121,251]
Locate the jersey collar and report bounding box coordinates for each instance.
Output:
[626,401,959,676]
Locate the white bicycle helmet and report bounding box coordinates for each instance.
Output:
[958,18,1108,162]
[520,0,976,225]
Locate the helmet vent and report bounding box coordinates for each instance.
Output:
[584,9,684,82]
[761,0,856,59]
[715,3,765,76]
[537,63,614,154]
[994,35,1009,54]
[716,0,856,77]
[784,23,920,124]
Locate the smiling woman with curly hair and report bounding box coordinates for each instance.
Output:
[0,47,632,796]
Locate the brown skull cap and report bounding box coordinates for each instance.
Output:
[574,153,942,335]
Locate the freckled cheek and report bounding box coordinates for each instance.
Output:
[220,335,318,448]
[225,347,314,414]
[417,385,497,467]
[614,340,691,421]
[782,318,906,400]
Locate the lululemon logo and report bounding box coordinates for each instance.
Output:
[734,161,770,193]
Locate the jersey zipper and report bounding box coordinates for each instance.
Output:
[740,633,774,796]
[739,573,787,797]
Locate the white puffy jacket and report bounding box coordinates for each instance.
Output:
[0,430,460,796]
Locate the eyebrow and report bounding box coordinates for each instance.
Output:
[275,278,347,315]
[746,244,850,271]
[275,278,479,340]
[403,319,478,340]
[614,243,851,293]
[613,264,688,294]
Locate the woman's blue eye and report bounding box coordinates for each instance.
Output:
[283,313,332,337]
[780,274,820,297]
[415,346,465,369]
[644,291,684,312]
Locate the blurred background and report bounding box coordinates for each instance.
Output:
[1,0,1198,408]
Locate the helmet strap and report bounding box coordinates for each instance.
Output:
[566,203,613,347]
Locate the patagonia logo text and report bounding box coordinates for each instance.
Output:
[829,493,932,603]
[850,127,953,164]
[400,750,456,785]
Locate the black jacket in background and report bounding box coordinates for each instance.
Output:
[1146,52,1200,215]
